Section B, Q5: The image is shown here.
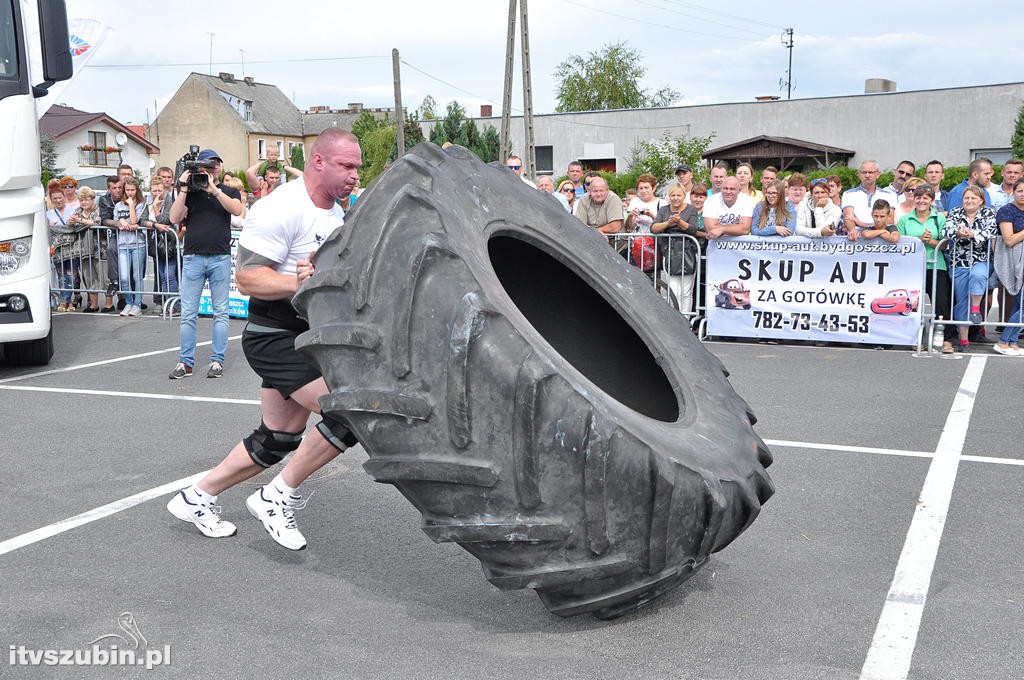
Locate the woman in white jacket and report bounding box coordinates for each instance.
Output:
[796,180,843,238]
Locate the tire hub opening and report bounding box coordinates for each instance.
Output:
[488,235,679,422]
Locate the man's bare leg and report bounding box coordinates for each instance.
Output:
[196,387,313,496]
[245,378,355,550]
[169,384,317,538]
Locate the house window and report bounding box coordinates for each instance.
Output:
[258,139,267,159]
[87,131,107,166]
[579,158,617,174]
[218,89,253,122]
[972,148,1012,165]
[535,146,553,175]
[276,141,284,158]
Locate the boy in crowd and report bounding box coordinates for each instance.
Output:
[861,200,900,243]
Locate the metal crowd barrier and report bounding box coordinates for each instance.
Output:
[49,225,182,317]
[610,233,946,350]
[926,237,1024,355]
[607,232,704,328]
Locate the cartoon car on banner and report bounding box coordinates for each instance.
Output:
[714,279,752,310]
[870,288,920,315]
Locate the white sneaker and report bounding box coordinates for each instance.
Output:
[127,305,141,317]
[993,343,1023,356]
[167,490,237,538]
[245,486,308,550]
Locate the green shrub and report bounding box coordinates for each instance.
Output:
[602,169,642,198]
[778,165,980,192]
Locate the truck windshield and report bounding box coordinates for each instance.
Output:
[0,0,26,99]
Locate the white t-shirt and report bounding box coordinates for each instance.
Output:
[841,185,898,225]
[238,178,345,277]
[626,196,664,233]
[702,193,755,225]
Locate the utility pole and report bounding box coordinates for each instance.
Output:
[392,48,405,157]
[782,28,794,100]
[240,49,246,78]
[499,0,516,160]
[206,32,214,75]
[519,0,535,179]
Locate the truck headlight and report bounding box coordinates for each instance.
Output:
[0,237,32,275]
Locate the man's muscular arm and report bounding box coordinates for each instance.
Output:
[235,245,297,299]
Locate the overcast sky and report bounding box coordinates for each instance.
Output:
[60,0,1023,127]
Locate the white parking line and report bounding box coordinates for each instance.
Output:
[765,439,933,459]
[0,384,259,405]
[0,334,243,384]
[0,471,209,557]
[0,363,1011,563]
[860,355,987,680]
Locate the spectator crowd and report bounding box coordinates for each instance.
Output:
[43,147,1024,361]
[524,155,1024,356]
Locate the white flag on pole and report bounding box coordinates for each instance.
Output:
[35,18,113,118]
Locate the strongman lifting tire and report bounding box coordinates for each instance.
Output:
[293,142,774,619]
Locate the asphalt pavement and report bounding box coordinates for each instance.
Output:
[1,312,1021,680]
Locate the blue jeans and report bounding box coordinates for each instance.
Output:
[55,257,78,304]
[178,254,231,367]
[117,245,147,306]
[999,289,1023,345]
[949,262,989,322]
[154,251,180,304]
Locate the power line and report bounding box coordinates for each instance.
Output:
[630,0,773,38]
[84,55,387,70]
[400,59,503,108]
[659,0,783,30]
[556,0,764,42]
[402,58,698,130]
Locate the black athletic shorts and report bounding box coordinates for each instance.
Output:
[241,325,321,399]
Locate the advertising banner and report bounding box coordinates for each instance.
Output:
[706,236,926,344]
[199,230,249,317]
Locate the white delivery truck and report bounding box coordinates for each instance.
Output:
[0,0,71,365]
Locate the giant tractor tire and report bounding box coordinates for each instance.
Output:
[293,143,773,619]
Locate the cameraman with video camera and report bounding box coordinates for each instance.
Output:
[168,148,243,380]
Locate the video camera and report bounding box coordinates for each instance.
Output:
[176,145,215,191]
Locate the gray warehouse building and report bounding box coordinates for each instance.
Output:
[458,81,1024,177]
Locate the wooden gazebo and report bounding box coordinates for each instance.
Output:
[703,135,855,173]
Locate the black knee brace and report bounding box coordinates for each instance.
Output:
[243,422,304,468]
[316,415,359,452]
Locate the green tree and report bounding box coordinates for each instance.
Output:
[352,110,388,140]
[422,101,499,164]
[290,144,305,171]
[428,123,448,147]
[554,41,679,113]
[40,135,63,186]
[464,119,481,151]
[1012,101,1024,160]
[359,122,398,185]
[402,118,425,150]
[628,131,714,187]
[477,125,500,163]
[441,101,468,145]
[417,94,438,120]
